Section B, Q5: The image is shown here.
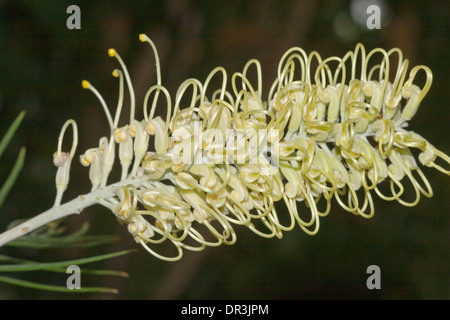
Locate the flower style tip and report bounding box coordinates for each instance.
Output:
[139,33,149,42]
[53,119,78,206]
[81,80,90,89]
[108,48,116,57]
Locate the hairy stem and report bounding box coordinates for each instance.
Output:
[0,176,149,247]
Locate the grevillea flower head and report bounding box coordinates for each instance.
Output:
[7,35,448,261]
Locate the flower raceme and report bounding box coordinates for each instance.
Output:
[33,35,450,260]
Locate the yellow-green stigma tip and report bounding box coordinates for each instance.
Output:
[139,33,147,42]
[81,80,90,89]
[112,69,120,77]
[108,48,116,57]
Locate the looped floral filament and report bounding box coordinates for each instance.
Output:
[53,119,78,206]
[276,47,308,86]
[386,48,409,98]
[242,59,263,95]
[421,146,450,175]
[372,119,395,157]
[172,78,203,123]
[139,34,162,118]
[143,85,172,125]
[202,66,227,105]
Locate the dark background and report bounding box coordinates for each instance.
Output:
[0,0,448,299]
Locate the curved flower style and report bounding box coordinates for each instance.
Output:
[1,34,448,261]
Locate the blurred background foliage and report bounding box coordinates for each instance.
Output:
[0,0,448,299]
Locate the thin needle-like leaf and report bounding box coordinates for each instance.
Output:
[7,235,118,249]
[0,249,134,272]
[0,111,25,159]
[0,275,119,294]
[0,254,129,278]
[0,146,26,208]
[5,221,118,249]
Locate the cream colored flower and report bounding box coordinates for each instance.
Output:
[51,35,450,261]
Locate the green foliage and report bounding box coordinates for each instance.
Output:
[0,112,26,208]
[0,250,132,294]
[6,221,117,249]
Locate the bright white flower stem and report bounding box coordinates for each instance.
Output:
[0,176,149,247]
